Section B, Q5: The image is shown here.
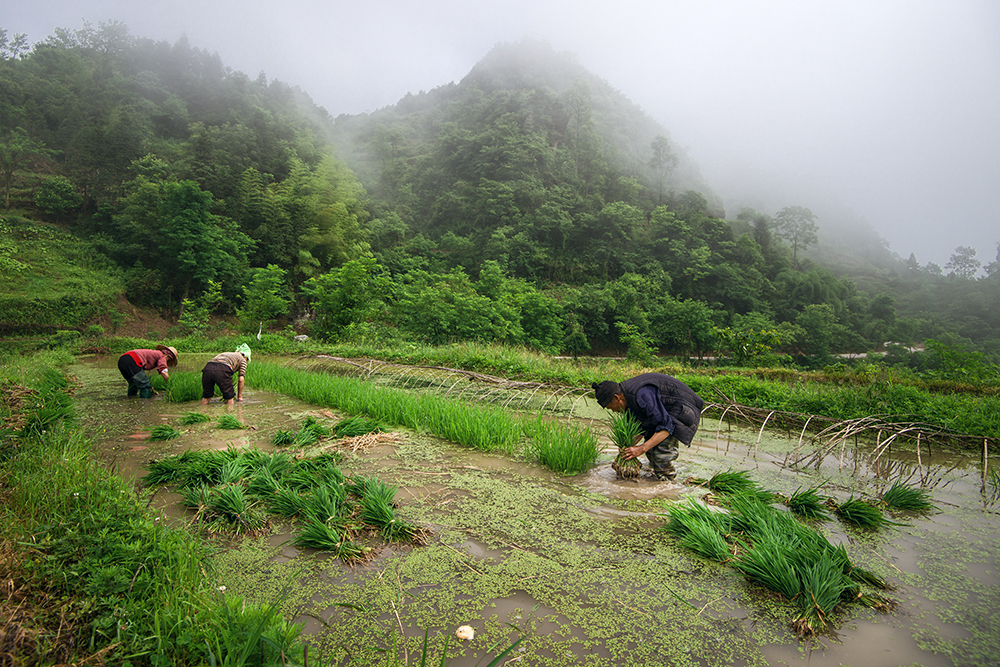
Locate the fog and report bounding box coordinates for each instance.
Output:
[7,0,999,267]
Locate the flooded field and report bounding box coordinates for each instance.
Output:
[70,356,1000,667]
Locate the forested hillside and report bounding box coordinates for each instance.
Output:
[1,24,998,371]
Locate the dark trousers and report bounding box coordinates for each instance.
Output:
[118,354,152,396]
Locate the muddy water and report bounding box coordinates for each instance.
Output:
[70,356,1000,667]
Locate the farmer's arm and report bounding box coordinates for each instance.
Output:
[621,386,674,460]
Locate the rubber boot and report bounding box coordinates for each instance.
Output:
[139,387,152,399]
[127,382,139,397]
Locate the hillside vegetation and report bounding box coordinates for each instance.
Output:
[1,23,998,373]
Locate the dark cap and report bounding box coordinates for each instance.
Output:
[591,381,621,407]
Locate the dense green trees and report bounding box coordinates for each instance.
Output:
[2,26,997,366]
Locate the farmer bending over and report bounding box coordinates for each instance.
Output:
[592,372,704,481]
[201,344,251,405]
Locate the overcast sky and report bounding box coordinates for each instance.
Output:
[6,0,999,268]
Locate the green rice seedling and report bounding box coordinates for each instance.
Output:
[791,549,851,636]
[217,459,248,486]
[708,470,775,502]
[293,518,368,561]
[217,414,243,430]
[282,467,321,491]
[357,479,423,542]
[141,454,191,486]
[204,484,268,535]
[988,466,1000,498]
[785,485,829,520]
[164,371,203,403]
[267,485,311,518]
[661,497,732,539]
[732,539,803,601]
[288,416,331,447]
[295,452,345,475]
[346,474,381,499]
[834,496,890,529]
[181,411,211,425]
[246,467,282,499]
[258,450,296,479]
[331,415,384,438]
[305,480,349,523]
[148,424,180,441]
[179,484,213,511]
[609,411,643,480]
[525,415,600,475]
[881,481,936,513]
[678,518,731,562]
[271,429,295,446]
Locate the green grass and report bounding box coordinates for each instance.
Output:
[0,360,305,665]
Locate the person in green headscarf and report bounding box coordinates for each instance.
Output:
[201,345,251,405]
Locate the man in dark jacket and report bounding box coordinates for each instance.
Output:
[592,373,704,481]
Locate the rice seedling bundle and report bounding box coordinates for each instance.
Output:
[246,467,282,498]
[332,415,383,438]
[881,481,935,513]
[204,485,268,535]
[660,470,894,637]
[217,459,249,485]
[148,424,181,441]
[293,518,369,562]
[305,481,349,523]
[785,486,829,520]
[217,414,243,430]
[271,429,295,446]
[181,411,211,425]
[707,470,774,503]
[834,496,890,529]
[267,485,310,517]
[142,453,191,485]
[609,411,643,480]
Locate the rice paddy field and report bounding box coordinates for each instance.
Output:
[70,354,1000,667]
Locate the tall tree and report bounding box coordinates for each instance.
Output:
[773,206,818,268]
[945,246,981,279]
[649,135,678,205]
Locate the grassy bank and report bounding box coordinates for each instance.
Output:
[0,352,304,666]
